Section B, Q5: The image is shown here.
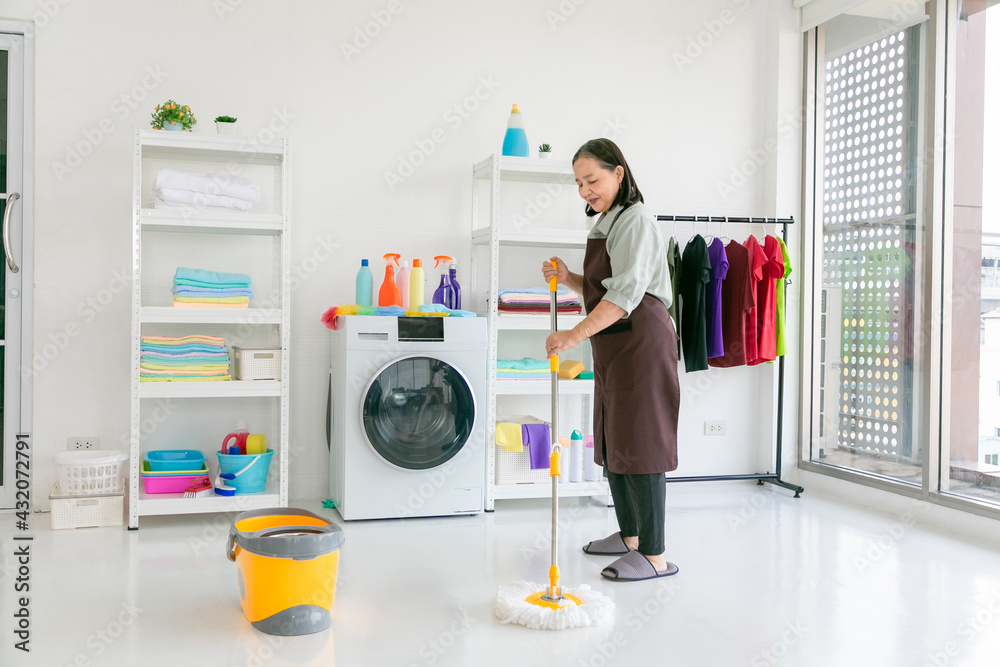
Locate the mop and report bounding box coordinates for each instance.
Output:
[493,263,615,630]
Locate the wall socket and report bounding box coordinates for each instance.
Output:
[704,421,727,436]
[67,437,99,450]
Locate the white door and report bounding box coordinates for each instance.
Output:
[0,31,31,510]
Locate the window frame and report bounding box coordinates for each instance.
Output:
[798,0,1000,521]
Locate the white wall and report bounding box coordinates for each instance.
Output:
[5,0,805,507]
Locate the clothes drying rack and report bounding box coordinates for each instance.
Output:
[655,214,804,498]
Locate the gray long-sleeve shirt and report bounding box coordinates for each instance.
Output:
[588,202,672,317]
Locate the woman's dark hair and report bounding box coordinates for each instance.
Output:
[572,138,643,217]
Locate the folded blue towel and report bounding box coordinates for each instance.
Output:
[174,278,253,289]
[141,344,227,354]
[175,267,252,286]
[417,304,477,317]
[498,286,574,297]
[173,287,254,298]
[497,357,549,371]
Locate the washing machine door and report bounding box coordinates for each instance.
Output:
[361,355,476,470]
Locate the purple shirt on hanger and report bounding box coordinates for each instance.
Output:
[706,237,729,358]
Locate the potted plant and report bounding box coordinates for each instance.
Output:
[215,115,238,136]
[538,143,553,159]
[151,100,196,132]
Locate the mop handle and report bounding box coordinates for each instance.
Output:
[548,261,561,599]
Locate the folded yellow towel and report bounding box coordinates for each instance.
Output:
[495,422,523,453]
[172,301,249,309]
[174,295,250,304]
[558,360,585,379]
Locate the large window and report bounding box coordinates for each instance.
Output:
[810,12,928,486]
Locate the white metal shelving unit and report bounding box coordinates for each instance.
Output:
[472,154,609,510]
[128,129,290,528]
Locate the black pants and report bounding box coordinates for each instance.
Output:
[605,469,666,556]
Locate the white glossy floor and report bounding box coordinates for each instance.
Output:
[3,484,1000,666]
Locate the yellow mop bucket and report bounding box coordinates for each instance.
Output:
[227,508,345,636]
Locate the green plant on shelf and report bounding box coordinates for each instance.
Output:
[215,115,237,123]
[151,100,197,131]
[538,143,553,153]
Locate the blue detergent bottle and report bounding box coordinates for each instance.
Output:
[432,255,456,308]
[355,259,373,306]
[501,104,529,157]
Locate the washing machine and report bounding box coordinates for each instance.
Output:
[328,315,487,520]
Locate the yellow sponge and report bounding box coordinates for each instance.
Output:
[558,360,585,379]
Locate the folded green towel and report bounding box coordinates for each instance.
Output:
[497,357,549,371]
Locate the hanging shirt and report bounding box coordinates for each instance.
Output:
[679,235,710,372]
[709,241,754,368]
[775,236,792,357]
[666,236,682,331]
[742,235,768,365]
[705,237,729,359]
[749,235,785,366]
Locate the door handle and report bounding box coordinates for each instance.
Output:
[3,192,19,273]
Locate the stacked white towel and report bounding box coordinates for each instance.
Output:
[150,168,262,213]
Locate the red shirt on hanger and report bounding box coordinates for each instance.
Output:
[742,235,767,365]
[749,235,785,365]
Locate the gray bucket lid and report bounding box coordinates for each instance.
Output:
[230,508,344,560]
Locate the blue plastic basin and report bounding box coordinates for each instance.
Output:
[145,449,207,472]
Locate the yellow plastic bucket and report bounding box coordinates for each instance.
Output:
[227,508,345,636]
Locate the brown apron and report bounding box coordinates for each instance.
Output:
[584,225,680,474]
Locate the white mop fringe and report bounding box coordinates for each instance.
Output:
[494,581,615,630]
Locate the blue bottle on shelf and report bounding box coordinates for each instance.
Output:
[501,104,529,157]
[355,259,373,306]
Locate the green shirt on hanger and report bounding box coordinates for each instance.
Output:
[775,236,792,357]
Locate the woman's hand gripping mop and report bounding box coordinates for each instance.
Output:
[493,262,614,630]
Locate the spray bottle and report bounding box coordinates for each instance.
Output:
[355,259,373,306]
[448,261,462,310]
[432,255,456,309]
[409,259,425,311]
[502,104,529,157]
[378,253,402,307]
[396,259,411,311]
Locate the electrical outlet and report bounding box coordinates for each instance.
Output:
[704,421,726,436]
[67,437,99,450]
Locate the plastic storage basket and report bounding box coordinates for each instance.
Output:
[53,450,129,496]
[233,347,281,381]
[495,415,551,485]
[49,483,124,530]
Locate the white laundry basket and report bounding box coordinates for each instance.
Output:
[53,450,129,496]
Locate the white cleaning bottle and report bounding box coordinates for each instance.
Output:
[410,259,425,311]
[396,259,411,311]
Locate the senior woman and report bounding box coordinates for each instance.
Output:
[543,138,680,581]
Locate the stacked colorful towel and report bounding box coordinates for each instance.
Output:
[498,286,582,315]
[140,335,230,382]
[150,168,262,213]
[497,357,550,381]
[172,267,253,309]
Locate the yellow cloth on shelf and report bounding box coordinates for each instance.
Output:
[141,363,230,371]
[139,376,231,382]
[495,422,524,453]
[142,335,225,345]
[173,295,250,304]
[172,301,249,309]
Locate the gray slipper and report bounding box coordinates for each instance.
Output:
[582,531,631,555]
[601,549,679,581]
